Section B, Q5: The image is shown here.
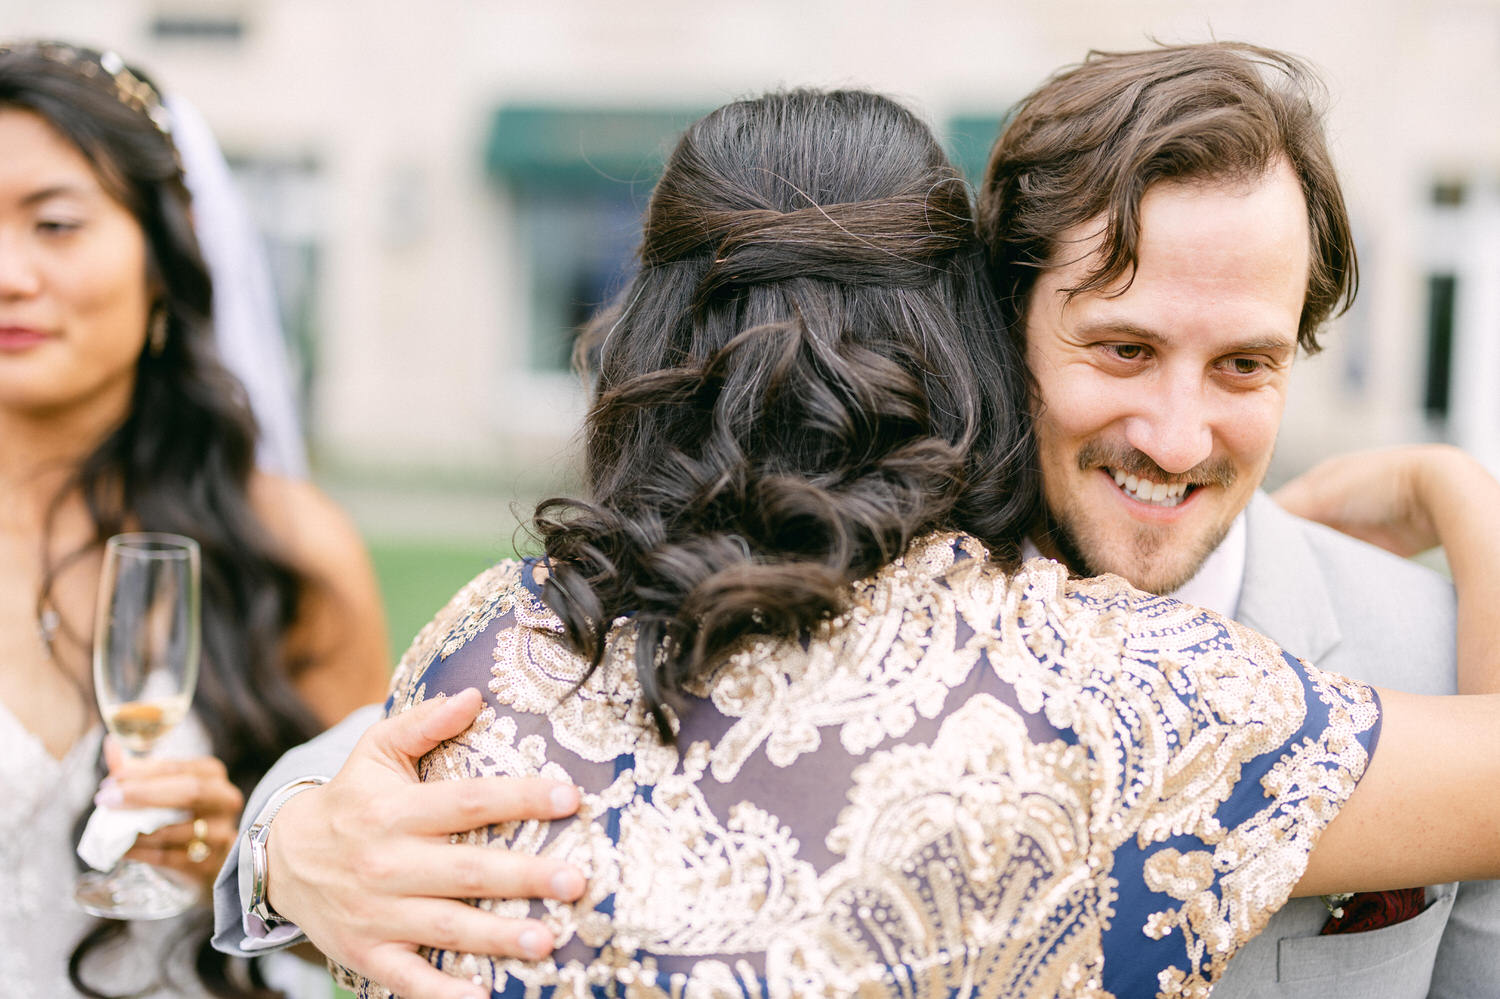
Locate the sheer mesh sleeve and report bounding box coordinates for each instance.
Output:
[344,535,1379,999]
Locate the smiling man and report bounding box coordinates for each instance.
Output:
[980,42,1492,998]
[1020,161,1306,593]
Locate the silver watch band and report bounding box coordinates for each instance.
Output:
[242,775,330,929]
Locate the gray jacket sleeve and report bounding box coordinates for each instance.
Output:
[211,703,382,956]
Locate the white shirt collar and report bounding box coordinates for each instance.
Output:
[1020,511,1248,619]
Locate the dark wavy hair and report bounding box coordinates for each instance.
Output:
[979,41,1358,353]
[0,42,318,999]
[536,90,1038,741]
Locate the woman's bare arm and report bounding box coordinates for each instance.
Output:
[251,472,390,723]
[1275,444,1500,694]
[1296,687,1500,896]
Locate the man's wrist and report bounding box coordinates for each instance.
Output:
[240,776,329,937]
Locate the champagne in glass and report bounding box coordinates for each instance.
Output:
[74,533,202,920]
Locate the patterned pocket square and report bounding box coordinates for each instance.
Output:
[1320,888,1425,935]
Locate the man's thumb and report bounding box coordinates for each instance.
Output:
[375,688,484,764]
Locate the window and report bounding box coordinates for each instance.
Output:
[222,153,324,414]
[1423,273,1457,418]
[943,112,1012,186]
[485,106,704,373]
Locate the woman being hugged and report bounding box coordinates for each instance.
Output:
[349,90,1500,999]
[0,41,387,997]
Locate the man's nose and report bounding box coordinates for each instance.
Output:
[1121,377,1214,475]
[0,232,41,299]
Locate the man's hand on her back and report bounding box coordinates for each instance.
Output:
[266,689,586,999]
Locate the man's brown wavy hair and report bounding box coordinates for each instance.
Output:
[979,41,1358,354]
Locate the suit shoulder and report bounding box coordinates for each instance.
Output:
[1242,495,1455,692]
[1295,515,1454,605]
[1248,492,1452,607]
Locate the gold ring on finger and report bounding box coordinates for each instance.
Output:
[187,817,211,863]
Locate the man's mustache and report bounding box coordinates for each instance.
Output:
[1075,440,1236,488]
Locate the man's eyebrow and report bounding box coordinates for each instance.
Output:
[1070,320,1166,344]
[1228,336,1298,354]
[1071,320,1296,355]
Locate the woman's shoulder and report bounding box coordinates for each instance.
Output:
[247,471,365,573]
[387,557,548,702]
[247,471,390,717]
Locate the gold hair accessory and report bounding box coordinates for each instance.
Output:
[0,41,173,136]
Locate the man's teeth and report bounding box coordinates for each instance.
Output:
[1110,469,1189,507]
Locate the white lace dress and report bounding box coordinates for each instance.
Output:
[0,702,213,998]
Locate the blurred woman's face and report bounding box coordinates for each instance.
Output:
[0,108,151,423]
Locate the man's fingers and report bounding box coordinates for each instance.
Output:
[383,898,559,959]
[361,946,490,999]
[365,842,585,902]
[348,904,560,999]
[406,776,579,835]
[374,689,485,763]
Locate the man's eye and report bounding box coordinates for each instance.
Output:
[1110,343,1146,361]
[1230,357,1262,374]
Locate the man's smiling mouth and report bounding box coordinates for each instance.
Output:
[1107,468,1194,508]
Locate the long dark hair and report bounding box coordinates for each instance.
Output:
[536,90,1038,741]
[0,42,319,998]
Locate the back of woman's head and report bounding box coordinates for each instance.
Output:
[538,89,1037,740]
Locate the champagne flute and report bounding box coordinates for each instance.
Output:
[74,532,202,920]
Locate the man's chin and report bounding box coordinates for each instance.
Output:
[1107,560,1204,597]
[1051,525,1221,597]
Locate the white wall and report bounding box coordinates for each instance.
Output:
[5,0,1498,485]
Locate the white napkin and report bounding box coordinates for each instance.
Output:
[77,712,212,871]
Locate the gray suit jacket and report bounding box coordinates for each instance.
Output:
[1211,492,1498,999]
[215,496,1500,994]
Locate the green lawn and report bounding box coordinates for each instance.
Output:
[369,537,518,666]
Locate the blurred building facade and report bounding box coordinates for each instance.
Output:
[7,0,1500,503]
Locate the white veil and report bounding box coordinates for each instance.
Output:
[167,94,309,478]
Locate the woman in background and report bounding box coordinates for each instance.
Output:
[0,41,387,996]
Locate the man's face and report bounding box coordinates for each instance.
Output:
[1023,159,1310,594]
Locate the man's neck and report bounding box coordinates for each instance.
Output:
[1021,513,1249,620]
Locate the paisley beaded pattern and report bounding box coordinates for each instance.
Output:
[343,532,1379,999]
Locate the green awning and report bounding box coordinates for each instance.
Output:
[943,112,1012,186]
[486,105,1015,194]
[485,105,706,194]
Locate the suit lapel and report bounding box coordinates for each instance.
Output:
[1234,492,1342,665]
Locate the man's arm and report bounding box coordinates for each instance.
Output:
[213,702,382,955]
[213,692,586,999]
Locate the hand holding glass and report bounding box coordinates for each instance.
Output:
[74,533,202,920]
